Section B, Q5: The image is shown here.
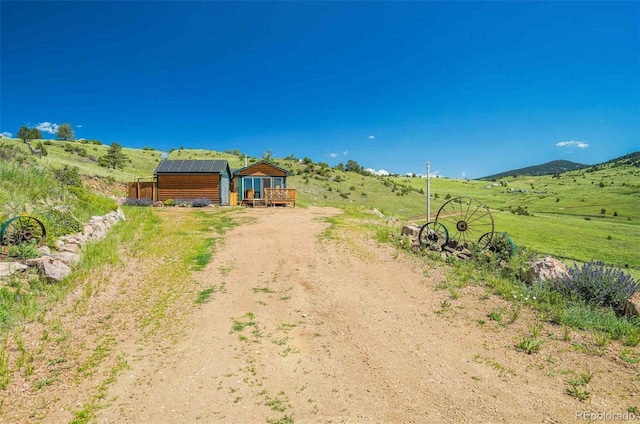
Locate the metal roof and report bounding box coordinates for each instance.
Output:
[155,160,229,174]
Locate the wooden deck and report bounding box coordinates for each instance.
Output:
[241,188,296,207]
[264,188,296,207]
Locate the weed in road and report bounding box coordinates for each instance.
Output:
[232,312,256,333]
[253,287,276,294]
[620,349,640,364]
[566,372,592,401]
[488,309,503,323]
[196,288,215,304]
[516,335,542,354]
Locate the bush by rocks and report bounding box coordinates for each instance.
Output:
[556,261,639,314]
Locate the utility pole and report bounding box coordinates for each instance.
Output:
[426,161,431,222]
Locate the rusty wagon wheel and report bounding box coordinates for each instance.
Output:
[418,221,449,251]
[478,232,515,258]
[0,216,47,247]
[435,197,494,250]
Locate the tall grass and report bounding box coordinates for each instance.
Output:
[0,146,118,243]
[0,157,66,220]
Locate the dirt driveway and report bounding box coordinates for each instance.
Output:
[6,206,634,424]
[88,205,635,424]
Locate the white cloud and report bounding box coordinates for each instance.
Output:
[365,168,389,176]
[77,124,82,128]
[343,150,348,155]
[330,153,338,158]
[368,135,375,139]
[462,172,466,178]
[556,140,589,149]
[36,122,59,134]
[1,131,12,138]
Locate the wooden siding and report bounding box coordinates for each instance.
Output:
[127,181,155,200]
[239,163,287,177]
[157,174,219,202]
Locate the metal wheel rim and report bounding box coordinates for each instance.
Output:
[478,232,515,258]
[435,197,494,249]
[0,216,47,247]
[418,222,449,251]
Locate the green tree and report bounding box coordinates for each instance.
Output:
[30,128,42,140]
[17,126,31,143]
[17,126,42,143]
[56,123,75,141]
[98,142,128,169]
[345,160,361,173]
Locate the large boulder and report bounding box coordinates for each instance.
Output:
[527,257,569,284]
[624,291,640,317]
[116,207,126,221]
[54,251,82,267]
[401,225,420,238]
[0,262,28,278]
[27,258,71,282]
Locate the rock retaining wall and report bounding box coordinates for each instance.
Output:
[0,208,125,282]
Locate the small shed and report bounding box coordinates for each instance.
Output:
[154,159,231,205]
[233,160,291,203]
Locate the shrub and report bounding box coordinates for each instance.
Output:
[0,142,31,163]
[557,261,640,313]
[68,186,118,221]
[164,199,175,206]
[191,198,211,207]
[41,207,82,236]
[173,198,211,207]
[122,198,153,207]
[510,206,530,216]
[8,241,40,259]
[53,165,83,187]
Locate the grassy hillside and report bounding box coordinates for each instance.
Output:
[167,148,248,168]
[0,137,163,182]
[0,142,118,242]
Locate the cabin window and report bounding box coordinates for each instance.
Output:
[242,176,285,199]
[273,177,284,188]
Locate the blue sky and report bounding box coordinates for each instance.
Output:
[1,1,638,178]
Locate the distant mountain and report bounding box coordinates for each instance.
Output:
[480,160,587,180]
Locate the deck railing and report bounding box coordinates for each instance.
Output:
[264,188,296,207]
